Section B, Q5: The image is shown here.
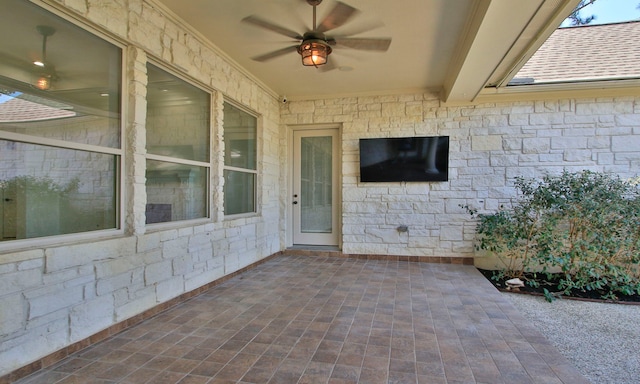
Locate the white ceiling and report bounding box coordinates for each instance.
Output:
[154,0,581,102]
[155,0,472,99]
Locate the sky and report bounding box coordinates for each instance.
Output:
[561,0,640,26]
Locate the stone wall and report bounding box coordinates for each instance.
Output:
[2,0,640,378]
[281,94,640,257]
[0,0,282,376]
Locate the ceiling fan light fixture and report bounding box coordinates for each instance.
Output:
[32,25,57,90]
[298,40,332,66]
[35,74,52,91]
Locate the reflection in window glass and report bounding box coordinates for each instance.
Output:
[224,170,255,215]
[145,64,211,224]
[0,141,117,240]
[146,160,208,223]
[0,0,122,242]
[146,65,210,162]
[223,102,257,215]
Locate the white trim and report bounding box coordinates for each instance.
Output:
[0,131,122,155]
[0,228,124,256]
[146,153,211,168]
[288,124,342,248]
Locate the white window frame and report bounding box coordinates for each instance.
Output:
[222,100,260,218]
[0,3,125,253]
[144,62,213,227]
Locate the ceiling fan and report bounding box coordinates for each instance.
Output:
[242,0,391,69]
[32,25,59,90]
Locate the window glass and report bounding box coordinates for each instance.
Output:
[145,64,210,224]
[224,170,255,215]
[0,0,121,148]
[223,102,257,215]
[0,0,122,242]
[0,141,117,240]
[146,160,208,223]
[146,65,209,162]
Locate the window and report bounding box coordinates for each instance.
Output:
[0,0,121,242]
[223,102,257,215]
[145,64,210,224]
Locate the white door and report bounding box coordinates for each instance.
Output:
[292,128,340,246]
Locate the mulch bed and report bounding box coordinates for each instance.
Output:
[478,268,640,304]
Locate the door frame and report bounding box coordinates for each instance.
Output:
[287,124,341,248]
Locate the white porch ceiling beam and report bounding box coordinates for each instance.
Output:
[442,0,581,103]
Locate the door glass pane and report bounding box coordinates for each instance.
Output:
[300,136,332,233]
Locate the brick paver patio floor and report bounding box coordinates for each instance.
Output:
[14,255,588,383]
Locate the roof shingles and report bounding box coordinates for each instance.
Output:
[515,21,640,84]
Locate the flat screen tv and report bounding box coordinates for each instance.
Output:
[359,136,449,182]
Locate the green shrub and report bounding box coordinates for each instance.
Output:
[464,170,640,301]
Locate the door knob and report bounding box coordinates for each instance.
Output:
[293,201,298,205]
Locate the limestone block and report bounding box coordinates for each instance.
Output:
[551,137,587,149]
[96,272,133,296]
[508,113,529,126]
[472,136,502,151]
[95,255,143,279]
[612,135,640,152]
[343,242,388,255]
[538,153,564,163]
[381,102,405,117]
[0,294,25,335]
[563,127,596,137]
[156,276,185,302]
[69,295,115,340]
[45,237,136,272]
[597,152,615,165]
[87,1,128,37]
[159,229,179,242]
[144,260,172,285]
[615,114,640,127]
[0,269,42,296]
[185,266,224,292]
[17,258,43,271]
[365,228,400,243]
[0,320,68,377]
[137,232,161,252]
[564,150,592,162]
[28,285,83,320]
[288,101,315,114]
[161,237,189,259]
[343,188,368,202]
[490,154,519,167]
[115,294,156,322]
[172,254,192,276]
[472,175,505,188]
[523,138,550,153]
[588,136,611,149]
[529,112,564,125]
[188,233,213,253]
[407,236,436,248]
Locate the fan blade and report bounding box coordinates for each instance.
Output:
[251,45,299,62]
[333,37,391,51]
[316,1,358,33]
[242,15,303,40]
